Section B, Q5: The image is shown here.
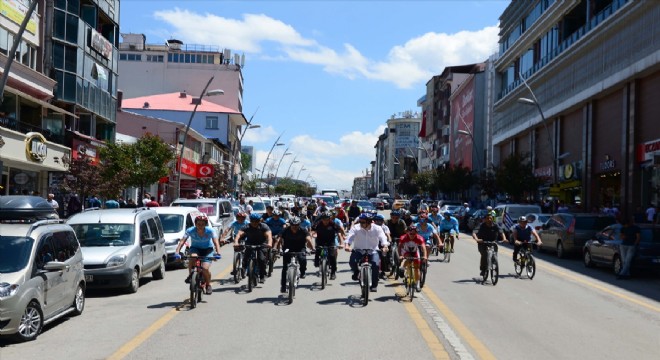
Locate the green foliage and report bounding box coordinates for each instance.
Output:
[433,164,475,196]
[59,146,108,206]
[413,170,434,194]
[495,153,542,202]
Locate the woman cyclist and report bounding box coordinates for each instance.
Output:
[398,224,427,292]
[175,215,222,295]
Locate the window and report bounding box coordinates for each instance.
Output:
[146,55,164,62]
[206,116,219,129]
[147,218,160,240]
[35,236,54,270]
[140,221,150,240]
[120,53,127,60]
[52,231,78,261]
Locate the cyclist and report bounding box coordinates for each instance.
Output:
[511,216,542,265]
[299,214,312,232]
[472,213,506,277]
[346,200,363,226]
[416,212,441,263]
[175,215,222,295]
[401,209,415,227]
[221,212,248,244]
[373,213,392,279]
[233,212,273,284]
[261,205,274,221]
[386,210,408,239]
[439,211,460,253]
[335,204,349,227]
[312,211,345,280]
[266,210,286,248]
[344,213,389,292]
[279,216,315,293]
[428,204,443,228]
[398,224,427,292]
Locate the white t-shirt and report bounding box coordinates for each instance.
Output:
[646,207,656,222]
[47,199,59,209]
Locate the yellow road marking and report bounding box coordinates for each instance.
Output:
[107,264,232,360]
[388,279,450,360]
[497,247,660,313]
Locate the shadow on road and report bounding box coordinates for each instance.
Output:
[317,297,351,306]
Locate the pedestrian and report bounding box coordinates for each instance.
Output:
[118,196,127,208]
[645,203,656,224]
[67,195,82,217]
[88,195,102,208]
[46,193,59,210]
[125,198,137,208]
[146,196,160,207]
[618,216,640,279]
[142,193,151,206]
[105,199,120,209]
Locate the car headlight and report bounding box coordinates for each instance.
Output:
[107,254,128,267]
[165,239,178,246]
[0,283,19,299]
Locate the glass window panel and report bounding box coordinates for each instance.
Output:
[76,77,83,104]
[68,0,80,14]
[184,54,190,63]
[54,0,66,10]
[64,45,77,72]
[63,73,77,101]
[54,70,64,99]
[0,27,8,55]
[53,43,64,69]
[65,14,78,43]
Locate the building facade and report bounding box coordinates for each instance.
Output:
[492,0,659,214]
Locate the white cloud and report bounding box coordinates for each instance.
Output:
[150,9,499,89]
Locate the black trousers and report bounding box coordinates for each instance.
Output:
[281,252,307,287]
[478,243,498,272]
[314,248,337,273]
[244,247,268,277]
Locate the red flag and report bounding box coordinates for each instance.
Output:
[418,110,427,137]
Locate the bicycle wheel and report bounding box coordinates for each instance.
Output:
[361,266,370,306]
[197,278,203,303]
[514,254,523,276]
[287,266,296,304]
[490,256,499,286]
[233,253,242,284]
[268,251,275,277]
[390,247,399,277]
[482,255,489,283]
[407,266,415,300]
[446,243,451,263]
[420,261,427,288]
[320,258,328,290]
[247,259,256,292]
[189,272,198,309]
[526,254,536,279]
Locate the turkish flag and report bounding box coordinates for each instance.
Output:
[418,110,427,137]
[197,164,214,178]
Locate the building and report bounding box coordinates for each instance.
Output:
[117,33,244,113]
[492,0,659,214]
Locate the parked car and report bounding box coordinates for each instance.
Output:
[171,197,235,235]
[369,197,385,210]
[0,196,86,341]
[245,196,267,216]
[583,224,660,276]
[357,200,376,212]
[67,208,167,293]
[538,213,616,258]
[523,213,552,231]
[153,207,203,266]
[493,204,543,235]
[467,209,489,231]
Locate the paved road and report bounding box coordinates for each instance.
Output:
[1,224,659,359]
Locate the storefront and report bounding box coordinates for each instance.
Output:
[558,161,583,209]
[637,138,660,207]
[0,129,70,199]
[595,156,622,209]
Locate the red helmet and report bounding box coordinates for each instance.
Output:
[236,212,247,218]
[195,214,209,225]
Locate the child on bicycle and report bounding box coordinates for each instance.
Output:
[398,224,427,292]
[175,215,222,295]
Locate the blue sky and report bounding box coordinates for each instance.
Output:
[120,0,509,192]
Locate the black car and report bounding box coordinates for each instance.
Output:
[583,224,660,276]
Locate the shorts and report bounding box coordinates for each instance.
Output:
[189,247,215,263]
[401,251,421,265]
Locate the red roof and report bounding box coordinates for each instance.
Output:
[121,92,240,114]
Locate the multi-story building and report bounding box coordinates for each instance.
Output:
[492,0,659,214]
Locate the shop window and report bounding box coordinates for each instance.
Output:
[54,10,66,40]
[65,13,78,43]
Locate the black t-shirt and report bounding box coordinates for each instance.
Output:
[475,222,503,242]
[240,223,271,245]
[347,205,361,218]
[621,225,641,246]
[312,220,341,246]
[281,227,309,252]
[386,219,407,240]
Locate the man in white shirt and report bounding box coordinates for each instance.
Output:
[46,193,59,210]
[646,204,656,223]
[344,213,389,292]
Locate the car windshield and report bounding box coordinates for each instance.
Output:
[575,216,616,230]
[507,206,541,218]
[0,237,34,273]
[70,224,135,247]
[358,201,374,209]
[158,214,184,233]
[174,202,218,216]
[250,202,266,211]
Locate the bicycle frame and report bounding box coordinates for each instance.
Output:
[316,245,336,289]
[245,244,265,292]
[482,241,499,286]
[354,249,375,306]
[183,255,216,309]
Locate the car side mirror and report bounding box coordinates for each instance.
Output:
[221,212,232,218]
[43,261,69,271]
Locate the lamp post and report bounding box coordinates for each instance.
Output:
[457,128,482,172]
[406,147,419,171]
[285,157,299,178]
[234,122,260,194]
[272,147,292,185]
[176,77,224,199]
[259,134,285,193]
[297,166,307,181]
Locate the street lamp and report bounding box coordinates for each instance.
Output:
[456,128,483,172]
[259,134,285,192]
[176,76,224,199]
[297,166,307,180]
[285,157,299,178]
[273,148,292,185]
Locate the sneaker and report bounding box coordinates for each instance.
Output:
[451,249,455,253]
[415,283,422,292]
[280,286,286,293]
[184,274,191,284]
[330,273,336,280]
[351,272,359,281]
[259,277,265,284]
[369,287,377,293]
[300,273,306,279]
[205,285,213,295]
[230,270,236,276]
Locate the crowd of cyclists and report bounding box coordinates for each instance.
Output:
[173,197,542,297]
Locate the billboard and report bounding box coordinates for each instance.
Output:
[394,122,420,157]
[450,77,475,169]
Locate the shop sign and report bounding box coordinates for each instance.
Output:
[197,164,214,178]
[559,161,582,181]
[534,166,552,178]
[24,132,47,162]
[559,180,581,190]
[599,160,616,172]
[637,138,660,162]
[89,28,112,59]
[179,157,197,177]
[180,179,197,190]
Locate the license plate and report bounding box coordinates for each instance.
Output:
[85,275,93,282]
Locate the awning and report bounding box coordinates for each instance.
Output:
[4,85,78,118]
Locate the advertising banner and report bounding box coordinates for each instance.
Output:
[450,77,475,169]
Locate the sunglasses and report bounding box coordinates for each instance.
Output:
[408,229,417,232]
[358,221,367,224]
[250,219,260,222]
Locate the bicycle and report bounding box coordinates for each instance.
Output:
[419,251,429,288]
[354,249,377,306]
[440,231,453,262]
[232,241,246,284]
[245,244,266,292]
[284,250,307,304]
[401,255,419,301]
[514,242,536,279]
[267,236,281,277]
[389,239,400,278]
[316,245,336,290]
[182,254,220,309]
[481,241,499,285]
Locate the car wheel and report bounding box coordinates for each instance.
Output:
[15,301,43,341]
[583,250,594,268]
[613,255,622,276]
[153,258,165,280]
[127,268,140,293]
[72,283,85,316]
[556,241,565,258]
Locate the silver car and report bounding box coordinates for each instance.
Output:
[66,208,167,293]
[153,206,203,266]
[0,196,85,341]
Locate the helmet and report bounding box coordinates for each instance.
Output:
[334,204,342,209]
[443,211,452,217]
[518,216,527,222]
[236,212,247,218]
[358,212,373,220]
[272,210,282,216]
[408,224,418,231]
[249,212,262,221]
[390,210,401,217]
[374,214,385,221]
[486,206,493,211]
[289,216,301,225]
[319,211,331,219]
[464,202,469,206]
[195,214,209,225]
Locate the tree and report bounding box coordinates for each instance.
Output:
[413,170,434,194]
[59,146,107,208]
[495,153,542,202]
[433,164,475,198]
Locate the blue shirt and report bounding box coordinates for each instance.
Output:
[301,219,312,231]
[415,222,437,244]
[184,226,216,249]
[265,217,286,236]
[428,213,443,227]
[228,220,248,238]
[439,216,459,233]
